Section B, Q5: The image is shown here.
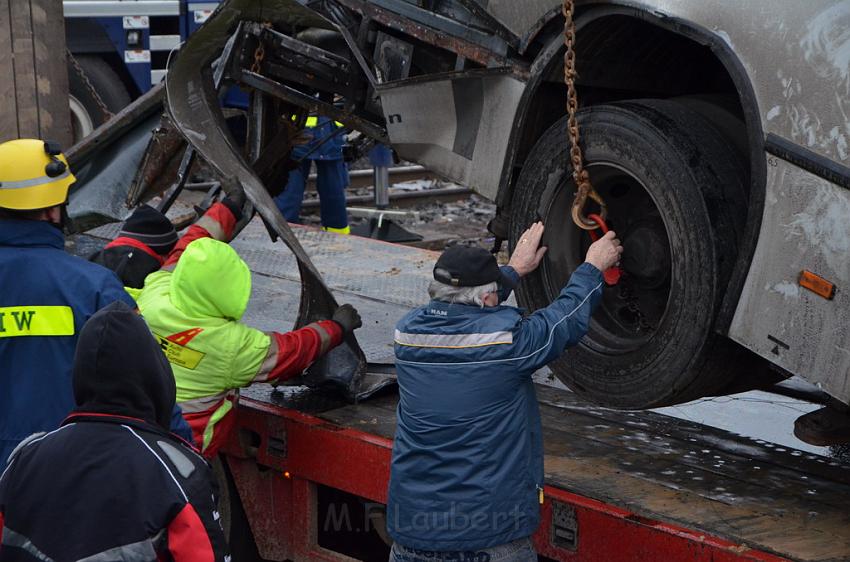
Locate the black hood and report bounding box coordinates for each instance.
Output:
[73,301,175,430]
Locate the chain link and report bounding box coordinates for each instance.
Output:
[67,49,113,122]
[562,0,607,231]
[250,42,266,75]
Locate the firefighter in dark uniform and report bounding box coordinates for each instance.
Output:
[0,139,137,464]
[274,116,350,234]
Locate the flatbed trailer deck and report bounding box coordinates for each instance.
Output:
[83,219,850,561]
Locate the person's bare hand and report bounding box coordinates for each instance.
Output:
[508,222,548,277]
[585,231,623,272]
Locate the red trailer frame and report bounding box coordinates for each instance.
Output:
[221,397,789,562]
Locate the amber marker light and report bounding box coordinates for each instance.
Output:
[283,471,292,479]
[799,270,836,300]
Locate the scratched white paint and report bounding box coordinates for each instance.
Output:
[782,1,850,161]
[784,184,850,277]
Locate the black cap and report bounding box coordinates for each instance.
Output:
[119,204,178,256]
[433,245,512,288]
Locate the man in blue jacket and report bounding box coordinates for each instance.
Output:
[274,116,350,234]
[0,139,189,464]
[388,221,622,561]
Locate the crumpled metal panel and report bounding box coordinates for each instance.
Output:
[165,0,369,400]
[66,113,160,231]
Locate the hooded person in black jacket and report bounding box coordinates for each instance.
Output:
[0,301,228,561]
[88,204,179,290]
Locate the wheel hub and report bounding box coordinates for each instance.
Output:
[540,161,672,353]
[621,220,670,288]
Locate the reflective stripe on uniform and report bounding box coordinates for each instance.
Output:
[306,322,333,355]
[194,214,227,241]
[1,526,54,561]
[0,169,71,190]
[0,306,74,338]
[76,538,157,561]
[303,116,343,128]
[253,336,279,383]
[202,399,234,452]
[178,390,231,414]
[394,329,514,349]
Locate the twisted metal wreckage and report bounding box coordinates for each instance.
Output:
[65,0,582,400]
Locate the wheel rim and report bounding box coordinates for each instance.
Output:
[69,95,95,142]
[541,161,672,355]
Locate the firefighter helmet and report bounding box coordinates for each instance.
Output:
[0,139,76,210]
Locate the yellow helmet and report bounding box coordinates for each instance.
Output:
[0,139,76,210]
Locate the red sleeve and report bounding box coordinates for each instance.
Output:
[167,503,224,561]
[255,320,344,383]
[163,202,238,269]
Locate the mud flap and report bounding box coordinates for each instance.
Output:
[165,0,370,400]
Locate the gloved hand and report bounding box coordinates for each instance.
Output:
[221,195,245,222]
[332,304,362,335]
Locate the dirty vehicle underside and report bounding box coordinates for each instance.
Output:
[69,0,797,408]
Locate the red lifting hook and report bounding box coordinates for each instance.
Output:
[586,213,621,286]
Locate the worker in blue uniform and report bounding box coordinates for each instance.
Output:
[387,222,623,561]
[274,116,350,234]
[0,139,188,465]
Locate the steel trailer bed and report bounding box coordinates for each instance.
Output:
[84,218,850,561]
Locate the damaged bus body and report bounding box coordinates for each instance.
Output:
[69,0,850,420]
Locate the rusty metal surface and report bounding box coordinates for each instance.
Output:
[164,0,371,399]
[126,118,189,207]
[338,0,520,73]
[66,112,161,231]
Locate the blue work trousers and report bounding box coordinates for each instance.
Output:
[275,158,349,229]
[389,538,536,562]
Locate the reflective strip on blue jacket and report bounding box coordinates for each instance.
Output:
[387,262,603,551]
[0,219,136,464]
[292,116,345,161]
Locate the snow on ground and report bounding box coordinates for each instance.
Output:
[654,390,829,456]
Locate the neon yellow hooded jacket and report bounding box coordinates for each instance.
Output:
[136,203,342,455]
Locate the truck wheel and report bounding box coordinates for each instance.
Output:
[68,55,131,141]
[511,99,755,409]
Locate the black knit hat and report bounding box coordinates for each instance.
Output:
[119,205,178,255]
[433,245,514,288]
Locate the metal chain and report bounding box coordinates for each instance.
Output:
[562,0,606,230]
[250,41,266,74]
[66,49,112,121]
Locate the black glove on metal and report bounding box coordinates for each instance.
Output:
[221,196,244,222]
[332,304,362,335]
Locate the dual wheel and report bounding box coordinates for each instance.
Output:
[512,98,763,409]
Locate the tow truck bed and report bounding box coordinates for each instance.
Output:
[83,219,850,561]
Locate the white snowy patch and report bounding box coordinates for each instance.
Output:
[771,282,800,299]
[766,105,782,121]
